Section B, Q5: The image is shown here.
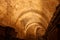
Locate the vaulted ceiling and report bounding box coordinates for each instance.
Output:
[0,0,60,39]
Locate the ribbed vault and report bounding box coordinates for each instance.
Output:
[0,0,59,39]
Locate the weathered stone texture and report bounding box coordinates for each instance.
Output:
[0,0,59,39]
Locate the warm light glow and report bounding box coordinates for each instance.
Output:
[0,0,59,39]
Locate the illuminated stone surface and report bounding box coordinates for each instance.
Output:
[0,0,59,39]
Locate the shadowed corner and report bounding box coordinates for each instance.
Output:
[0,25,25,40]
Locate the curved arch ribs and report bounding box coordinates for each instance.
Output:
[0,0,59,39]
